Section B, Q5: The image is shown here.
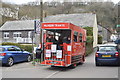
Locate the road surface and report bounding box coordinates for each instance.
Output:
[1,51,119,78]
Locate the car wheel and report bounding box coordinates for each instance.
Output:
[27,55,31,62]
[7,57,14,67]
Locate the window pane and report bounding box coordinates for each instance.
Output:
[99,46,117,52]
[4,32,9,39]
[15,47,21,51]
[8,47,16,51]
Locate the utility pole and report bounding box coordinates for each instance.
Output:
[40,0,43,23]
[40,0,44,62]
[40,0,43,43]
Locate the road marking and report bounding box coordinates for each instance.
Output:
[46,71,60,78]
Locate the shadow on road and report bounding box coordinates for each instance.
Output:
[45,63,84,72]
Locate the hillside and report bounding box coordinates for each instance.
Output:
[1,1,119,32]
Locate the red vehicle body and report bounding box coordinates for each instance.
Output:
[41,22,86,67]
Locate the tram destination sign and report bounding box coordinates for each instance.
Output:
[42,23,69,29]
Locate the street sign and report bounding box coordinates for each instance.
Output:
[34,20,41,34]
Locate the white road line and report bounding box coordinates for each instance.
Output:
[46,71,60,78]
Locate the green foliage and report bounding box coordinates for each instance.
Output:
[20,45,33,53]
[86,44,93,56]
[85,36,93,56]
[2,2,117,30]
[98,35,102,44]
[2,42,21,47]
[86,36,93,44]
[83,27,93,56]
[83,27,93,36]
[1,42,33,53]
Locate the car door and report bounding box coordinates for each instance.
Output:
[7,47,20,62]
[14,47,28,61]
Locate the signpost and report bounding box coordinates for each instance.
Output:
[33,0,43,66]
[32,20,41,65]
[34,20,41,34]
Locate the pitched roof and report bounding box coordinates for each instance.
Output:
[1,13,96,31]
[44,13,96,27]
[1,20,34,31]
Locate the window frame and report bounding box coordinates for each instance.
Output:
[13,32,22,38]
[4,32,9,39]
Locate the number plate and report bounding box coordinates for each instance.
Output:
[102,55,111,57]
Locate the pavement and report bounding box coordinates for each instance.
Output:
[1,50,119,78]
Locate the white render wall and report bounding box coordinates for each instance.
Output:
[93,14,98,48]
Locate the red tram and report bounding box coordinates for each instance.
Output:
[41,22,86,67]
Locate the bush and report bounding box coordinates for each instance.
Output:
[1,42,33,53]
[2,42,21,47]
[85,36,93,56]
[83,27,93,36]
[20,45,33,53]
[86,36,93,44]
[83,27,94,56]
[98,35,102,44]
[86,44,93,56]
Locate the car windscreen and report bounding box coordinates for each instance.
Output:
[0,47,5,52]
[99,46,117,52]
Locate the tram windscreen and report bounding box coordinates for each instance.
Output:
[45,30,71,44]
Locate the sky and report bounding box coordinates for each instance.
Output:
[2,0,120,5]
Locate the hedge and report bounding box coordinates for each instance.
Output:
[83,27,94,56]
[86,43,93,56]
[83,27,93,56]
[83,27,93,36]
[98,35,102,44]
[1,42,33,53]
[85,36,93,56]
[86,36,93,44]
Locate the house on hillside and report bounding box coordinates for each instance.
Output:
[44,13,98,47]
[0,13,98,48]
[0,20,35,44]
[98,25,111,43]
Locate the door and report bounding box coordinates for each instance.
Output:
[14,47,28,61]
[7,47,20,62]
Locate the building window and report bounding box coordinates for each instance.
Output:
[13,32,22,38]
[4,32,9,39]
